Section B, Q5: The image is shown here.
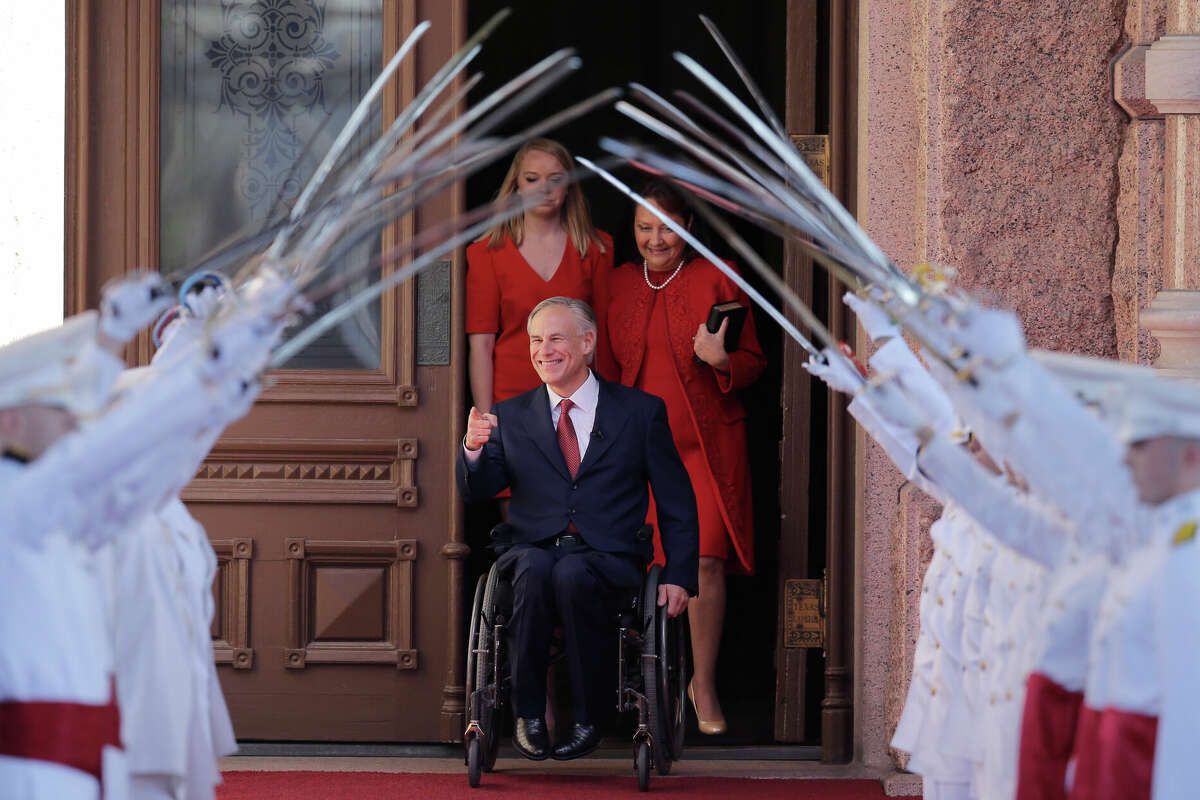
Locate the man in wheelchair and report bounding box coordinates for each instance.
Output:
[458,296,699,761]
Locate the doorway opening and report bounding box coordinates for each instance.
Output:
[462,0,830,748]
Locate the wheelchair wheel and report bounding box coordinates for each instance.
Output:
[640,565,687,776]
[465,575,486,729]
[467,737,482,788]
[635,738,651,792]
[664,612,689,762]
[475,564,511,773]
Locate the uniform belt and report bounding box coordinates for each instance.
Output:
[554,533,584,547]
[0,686,121,781]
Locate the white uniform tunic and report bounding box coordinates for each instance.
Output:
[110,472,236,798]
[1084,503,1182,716]
[1153,489,1200,799]
[0,460,127,800]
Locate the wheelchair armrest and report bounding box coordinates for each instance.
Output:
[490,523,514,543]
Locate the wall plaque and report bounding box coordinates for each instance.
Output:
[783,578,824,649]
[789,134,831,188]
[416,259,452,366]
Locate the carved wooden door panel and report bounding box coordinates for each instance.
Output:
[68,0,468,741]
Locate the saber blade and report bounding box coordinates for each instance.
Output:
[575,156,819,357]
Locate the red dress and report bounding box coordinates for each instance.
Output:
[607,258,766,574]
[465,231,614,406]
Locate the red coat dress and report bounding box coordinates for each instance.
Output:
[465,231,614,406]
[607,258,765,575]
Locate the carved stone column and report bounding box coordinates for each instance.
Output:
[1113,1,1167,364]
[1136,1,1200,372]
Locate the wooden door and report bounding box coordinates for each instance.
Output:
[67,0,469,741]
[773,0,857,759]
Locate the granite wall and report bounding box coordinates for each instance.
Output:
[854,0,1133,787]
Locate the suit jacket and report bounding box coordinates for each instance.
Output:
[457,374,700,594]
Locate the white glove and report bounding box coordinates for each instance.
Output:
[99,271,174,343]
[862,375,933,441]
[844,291,900,343]
[183,284,226,321]
[953,306,1025,367]
[868,339,955,436]
[803,348,864,395]
[239,261,297,318]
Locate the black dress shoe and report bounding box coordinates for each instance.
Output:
[552,722,601,760]
[513,717,551,760]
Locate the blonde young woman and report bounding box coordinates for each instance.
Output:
[466,138,614,412]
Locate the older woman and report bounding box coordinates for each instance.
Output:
[606,179,765,735]
[466,138,614,412]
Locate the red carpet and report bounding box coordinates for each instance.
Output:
[218,771,918,799]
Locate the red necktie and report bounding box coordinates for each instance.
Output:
[556,398,581,479]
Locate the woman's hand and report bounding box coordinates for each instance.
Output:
[694,319,730,372]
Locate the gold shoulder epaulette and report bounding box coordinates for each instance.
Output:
[1173,521,1198,547]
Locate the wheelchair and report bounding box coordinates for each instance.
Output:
[463,525,689,791]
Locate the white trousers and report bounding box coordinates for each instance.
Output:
[131,773,178,800]
[0,756,99,800]
[924,778,972,800]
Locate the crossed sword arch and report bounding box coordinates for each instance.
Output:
[162,7,981,386]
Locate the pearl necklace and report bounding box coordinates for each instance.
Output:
[644,257,686,290]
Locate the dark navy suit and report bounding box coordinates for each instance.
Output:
[457,374,699,722]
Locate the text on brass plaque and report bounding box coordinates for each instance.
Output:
[784,578,824,648]
[789,134,831,189]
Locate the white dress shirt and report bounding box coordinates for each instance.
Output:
[547,370,599,464]
[462,370,600,464]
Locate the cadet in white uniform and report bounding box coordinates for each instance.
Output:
[109,285,238,800]
[1069,374,1200,800]
[0,275,173,800]
[1153,426,1200,799]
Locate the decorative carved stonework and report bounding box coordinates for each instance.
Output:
[285,538,418,670]
[1147,35,1200,114]
[212,537,254,669]
[184,437,419,506]
[1141,289,1200,376]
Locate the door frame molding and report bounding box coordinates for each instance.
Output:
[66,0,160,368]
[823,0,860,764]
[774,0,818,745]
[774,0,858,761]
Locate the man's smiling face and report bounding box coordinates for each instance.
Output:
[528,305,594,394]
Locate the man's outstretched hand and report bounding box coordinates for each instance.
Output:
[465,406,498,451]
[657,583,689,618]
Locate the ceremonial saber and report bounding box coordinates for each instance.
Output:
[296,196,513,309]
[672,89,788,180]
[332,6,513,205]
[371,72,486,180]
[288,49,583,275]
[673,52,908,290]
[392,49,582,180]
[598,138,872,290]
[609,103,886,285]
[575,156,819,358]
[688,197,839,353]
[698,14,788,142]
[270,194,526,368]
[614,100,809,236]
[289,19,433,226]
[289,87,623,295]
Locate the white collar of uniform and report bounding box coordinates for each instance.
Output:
[1150,486,1200,540]
[546,369,599,415]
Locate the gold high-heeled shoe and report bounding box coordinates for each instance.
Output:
[688,681,727,735]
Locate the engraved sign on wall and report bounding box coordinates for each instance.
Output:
[783,578,824,649]
[789,134,831,189]
[162,0,385,369]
